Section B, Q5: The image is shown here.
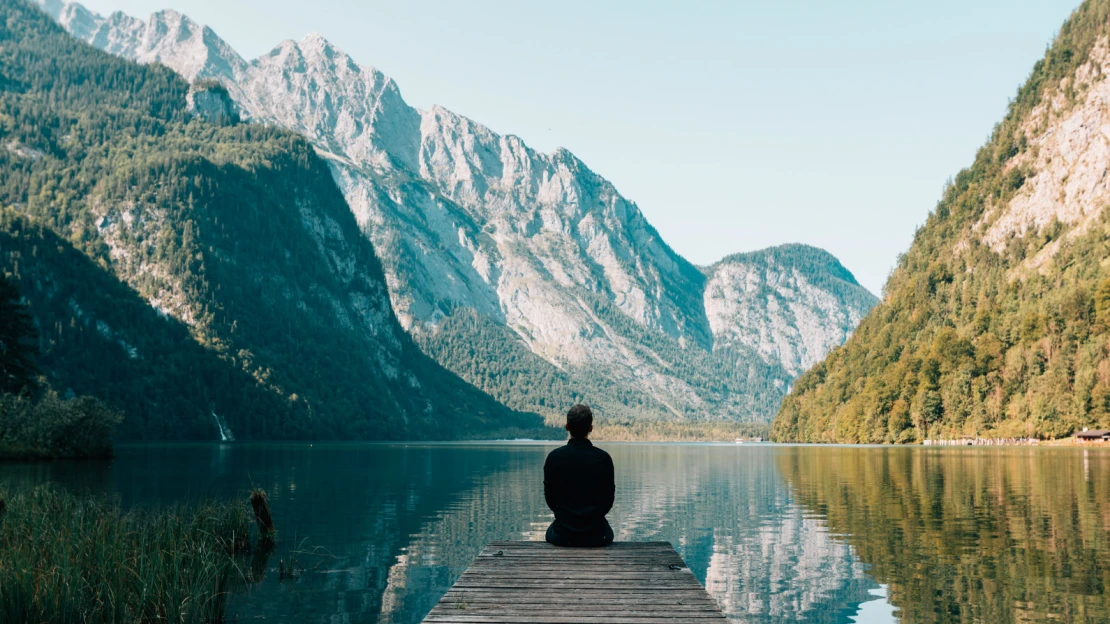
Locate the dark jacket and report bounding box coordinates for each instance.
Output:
[543,438,615,535]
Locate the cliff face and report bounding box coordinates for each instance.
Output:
[774,0,1110,442]
[41,0,876,424]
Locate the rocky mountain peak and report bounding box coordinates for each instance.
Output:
[704,244,877,377]
[44,0,876,424]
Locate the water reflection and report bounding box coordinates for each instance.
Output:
[372,445,878,623]
[778,446,1110,623]
[1,443,886,623]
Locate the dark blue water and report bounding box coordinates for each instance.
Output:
[4,442,1107,623]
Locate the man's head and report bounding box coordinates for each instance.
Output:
[566,404,593,439]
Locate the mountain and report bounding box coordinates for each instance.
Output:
[774,0,1110,442]
[39,0,878,427]
[704,244,876,378]
[0,0,545,440]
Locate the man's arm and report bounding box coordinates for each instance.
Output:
[601,453,615,515]
[543,454,558,513]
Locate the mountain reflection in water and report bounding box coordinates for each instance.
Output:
[5,443,1104,623]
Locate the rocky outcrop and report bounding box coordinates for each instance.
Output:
[186,80,239,125]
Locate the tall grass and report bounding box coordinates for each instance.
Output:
[0,485,251,623]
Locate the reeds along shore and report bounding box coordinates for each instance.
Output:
[0,485,254,623]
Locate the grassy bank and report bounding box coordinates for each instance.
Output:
[0,485,251,622]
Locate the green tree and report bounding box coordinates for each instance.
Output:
[0,274,38,394]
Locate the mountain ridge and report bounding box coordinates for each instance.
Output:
[40,0,878,425]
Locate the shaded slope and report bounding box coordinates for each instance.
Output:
[1,211,289,439]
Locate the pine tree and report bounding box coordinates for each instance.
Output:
[0,274,39,394]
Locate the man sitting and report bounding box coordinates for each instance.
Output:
[543,404,615,547]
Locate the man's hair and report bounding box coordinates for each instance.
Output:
[566,404,593,438]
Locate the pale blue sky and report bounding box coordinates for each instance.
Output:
[80,0,1080,294]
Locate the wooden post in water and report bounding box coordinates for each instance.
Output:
[250,489,276,543]
[423,541,727,623]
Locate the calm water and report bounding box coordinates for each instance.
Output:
[2,443,1108,623]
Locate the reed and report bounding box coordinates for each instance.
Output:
[0,485,251,623]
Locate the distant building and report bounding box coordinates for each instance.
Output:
[1075,429,1110,443]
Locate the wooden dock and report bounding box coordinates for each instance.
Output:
[423,541,727,624]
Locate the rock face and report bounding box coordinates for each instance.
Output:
[186,80,239,125]
[40,0,877,423]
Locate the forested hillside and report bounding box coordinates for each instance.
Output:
[0,0,546,440]
[774,0,1110,442]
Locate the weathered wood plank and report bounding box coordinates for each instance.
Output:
[443,590,710,597]
[437,590,714,599]
[478,544,677,554]
[460,568,691,574]
[424,599,719,608]
[471,559,686,565]
[483,541,674,548]
[432,601,722,609]
[452,572,701,581]
[444,586,709,591]
[450,572,701,581]
[422,541,725,623]
[475,553,683,560]
[419,612,723,617]
[452,572,692,581]
[474,551,680,556]
[472,560,685,565]
[435,600,714,609]
[479,548,678,554]
[428,611,725,618]
[466,561,687,567]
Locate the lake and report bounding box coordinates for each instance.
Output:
[2,442,1107,623]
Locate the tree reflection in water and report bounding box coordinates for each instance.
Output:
[779,446,1110,623]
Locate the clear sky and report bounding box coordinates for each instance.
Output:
[78,0,1081,294]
